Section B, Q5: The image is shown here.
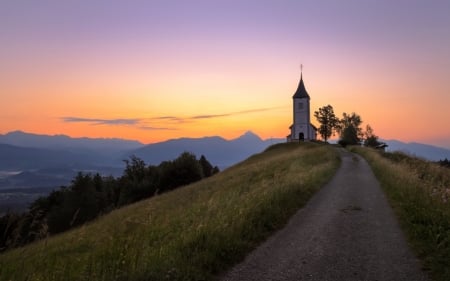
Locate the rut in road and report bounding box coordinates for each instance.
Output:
[221,148,429,281]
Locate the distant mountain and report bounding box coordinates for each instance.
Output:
[0,142,126,189]
[383,139,450,161]
[130,131,284,169]
[0,143,102,170]
[0,130,283,189]
[0,132,144,189]
[0,169,73,190]
[0,131,143,155]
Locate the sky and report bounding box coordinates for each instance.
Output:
[1,0,450,147]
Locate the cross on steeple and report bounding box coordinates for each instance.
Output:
[293,65,309,99]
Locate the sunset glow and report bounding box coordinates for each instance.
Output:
[1,1,449,147]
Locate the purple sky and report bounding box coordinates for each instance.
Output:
[1,0,450,146]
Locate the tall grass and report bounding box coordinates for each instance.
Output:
[0,142,339,281]
[351,147,450,281]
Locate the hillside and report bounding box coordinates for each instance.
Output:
[0,142,339,281]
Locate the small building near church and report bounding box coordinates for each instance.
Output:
[287,72,317,142]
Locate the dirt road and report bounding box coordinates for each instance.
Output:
[221,149,429,281]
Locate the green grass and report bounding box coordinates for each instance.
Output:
[0,142,340,281]
[351,147,450,281]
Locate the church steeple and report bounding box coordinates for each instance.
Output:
[292,71,310,99]
[288,65,316,142]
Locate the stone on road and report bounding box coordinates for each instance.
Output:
[221,149,429,281]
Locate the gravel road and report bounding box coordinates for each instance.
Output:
[221,148,429,281]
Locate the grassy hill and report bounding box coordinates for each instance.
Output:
[0,142,340,281]
[351,147,450,281]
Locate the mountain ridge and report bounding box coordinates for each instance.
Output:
[0,130,143,152]
[1,131,450,170]
[129,131,281,169]
[383,139,450,161]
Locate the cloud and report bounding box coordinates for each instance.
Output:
[60,106,283,130]
[139,126,178,131]
[190,107,282,120]
[61,116,178,131]
[148,116,186,123]
[62,117,141,125]
[192,114,230,119]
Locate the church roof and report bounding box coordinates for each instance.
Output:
[292,74,310,99]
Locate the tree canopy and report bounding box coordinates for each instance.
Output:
[363,124,381,148]
[314,105,339,142]
[338,112,363,146]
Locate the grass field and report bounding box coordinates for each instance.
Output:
[0,142,339,281]
[351,147,450,281]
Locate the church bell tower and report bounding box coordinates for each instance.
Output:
[289,67,315,141]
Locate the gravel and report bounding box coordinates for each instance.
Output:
[221,148,429,281]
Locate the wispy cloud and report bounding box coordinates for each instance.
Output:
[192,114,230,119]
[60,106,284,130]
[61,116,178,131]
[190,107,282,120]
[147,116,186,123]
[139,126,178,131]
[62,117,141,125]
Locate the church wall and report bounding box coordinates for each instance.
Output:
[292,98,311,140]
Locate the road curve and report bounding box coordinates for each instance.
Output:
[221,148,429,281]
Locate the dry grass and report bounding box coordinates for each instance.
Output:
[0,142,339,281]
[351,147,450,281]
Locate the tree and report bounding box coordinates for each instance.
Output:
[363,124,381,147]
[159,152,203,192]
[314,105,339,142]
[199,155,214,177]
[118,156,158,206]
[338,112,363,146]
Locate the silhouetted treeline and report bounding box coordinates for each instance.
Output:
[0,152,219,252]
[438,158,450,168]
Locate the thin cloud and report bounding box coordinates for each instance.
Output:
[62,117,141,125]
[61,106,283,129]
[144,107,282,122]
[151,116,178,120]
[148,116,186,123]
[234,107,281,114]
[192,114,230,119]
[189,107,283,120]
[139,126,178,131]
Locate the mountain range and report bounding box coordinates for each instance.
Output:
[383,139,450,161]
[0,131,284,190]
[131,131,283,169]
[0,130,449,191]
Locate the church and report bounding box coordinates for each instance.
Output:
[287,71,317,142]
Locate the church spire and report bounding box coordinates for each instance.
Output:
[293,65,310,99]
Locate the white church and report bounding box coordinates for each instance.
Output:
[287,71,317,142]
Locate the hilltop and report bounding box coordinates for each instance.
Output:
[0,142,340,281]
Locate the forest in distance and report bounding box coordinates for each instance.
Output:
[0,152,218,252]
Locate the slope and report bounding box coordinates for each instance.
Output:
[0,142,340,281]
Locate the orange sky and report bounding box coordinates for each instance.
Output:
[1,1,450,148]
